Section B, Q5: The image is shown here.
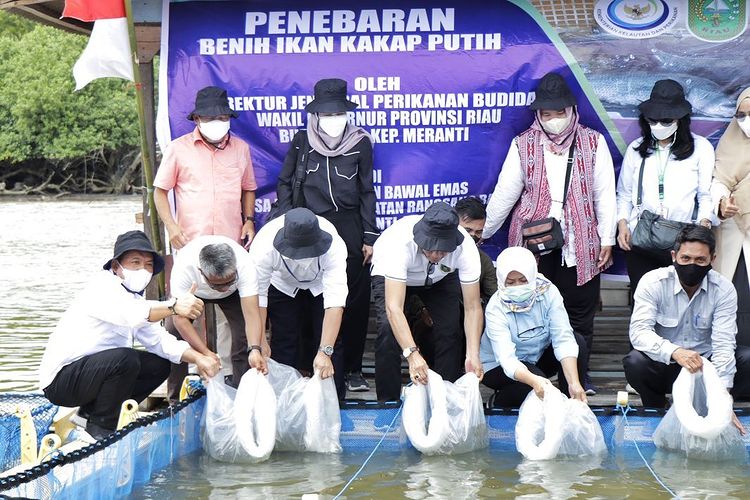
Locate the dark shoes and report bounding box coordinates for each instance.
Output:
[345,372,370,392]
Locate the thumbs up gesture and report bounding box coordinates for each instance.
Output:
[173,282,204,319]
[721,194,740,219]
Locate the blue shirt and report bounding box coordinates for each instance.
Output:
[480,283,579,380]
[630,266,737,388]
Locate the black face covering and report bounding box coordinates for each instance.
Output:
[673,262,711,287]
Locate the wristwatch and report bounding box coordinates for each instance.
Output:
[318,345,334,356]
[167,297,178,316]
[248,345,262,354]
[245,215,256,223]
[402,346,419,359]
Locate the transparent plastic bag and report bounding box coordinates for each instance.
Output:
[402,371,488,455]
[653,358,746,461]
[266,358,342,453]
[558,399,607,457]
[203,370,276,463]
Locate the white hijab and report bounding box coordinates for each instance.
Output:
[495,247,550,312]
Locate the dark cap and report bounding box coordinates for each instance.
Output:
[187,86,238,121]
[530,72,577,111]
[412,202,465,253]
[273,208,333,259]
[103,230,165,274]
[304,78,358,114]
[638,79,692,120]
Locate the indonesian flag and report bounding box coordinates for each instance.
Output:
[63,0,134,90]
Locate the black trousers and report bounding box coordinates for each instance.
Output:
[268,286,345,399]
[373,272,462,401]
[166,291,249,400]
[537,250,599,374]
[482,332,588,408]
[623,346,750,408]
[624,247,673,298]
[323,209,372,376]
[44,347,170,431]
[733,251,750,347]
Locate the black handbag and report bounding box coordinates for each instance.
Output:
[267,133,310,221]
[521,141,575,254]
[630,157,697,254]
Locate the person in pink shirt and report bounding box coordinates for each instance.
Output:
[154,86,257,249]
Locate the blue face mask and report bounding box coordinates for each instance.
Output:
[503,283,535,303]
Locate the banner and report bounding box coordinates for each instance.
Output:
[158,0,748,272]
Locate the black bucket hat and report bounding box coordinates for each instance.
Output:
[187,86,238,120]
[304,78,358,114]
[103,230,165,274]
[273,208,333,259]
[638,79,692,120]
[412,202,465,253]
[530,72,577,111]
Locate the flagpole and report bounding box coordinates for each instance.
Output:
[123,0,166,297]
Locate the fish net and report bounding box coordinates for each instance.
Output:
[0,393,57,471]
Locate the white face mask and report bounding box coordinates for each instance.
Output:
[738,117,750,138]
[199,120,230,143]
[542,116,570,135]
[318,114,349,137]
[121,267,153,293]
[502,283,535,303]
[650,122,678,141]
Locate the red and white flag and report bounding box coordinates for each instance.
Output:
[63,0,134,90]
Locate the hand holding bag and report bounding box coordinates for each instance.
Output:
[521,141,575,254]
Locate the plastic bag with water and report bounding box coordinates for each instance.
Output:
[266,358,342,453]
[402,371,488,455]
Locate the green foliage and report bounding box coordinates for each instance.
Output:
[0,11,35,38]
[0,13,139,163]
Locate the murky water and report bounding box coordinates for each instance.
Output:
[3,197,750,499]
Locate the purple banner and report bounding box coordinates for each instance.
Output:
[161,0,624,260]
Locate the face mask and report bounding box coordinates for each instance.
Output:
[199,120,230,143]
[738,117,750,138]
[318,114,349,137]
[650,122,678,141]
[503,283,536,303]
[542,116,570,135]
[673,262,711,287]
[121,267,153,293]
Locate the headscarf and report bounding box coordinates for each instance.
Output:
[495,247,551,312]
[714,88,750,233]
[529,106,579,155]
[306,113,373,158]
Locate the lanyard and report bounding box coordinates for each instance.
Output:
[654,139,674,203]
[281,256,321,283]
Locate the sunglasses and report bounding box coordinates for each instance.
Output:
[646,118,676,126]
[199,269,237,291]
[735,112,750,120]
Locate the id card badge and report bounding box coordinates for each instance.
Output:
[659,205,669,218]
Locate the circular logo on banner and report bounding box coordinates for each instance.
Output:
[594,0,679,38]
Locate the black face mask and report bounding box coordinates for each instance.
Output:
[673,262,711,287]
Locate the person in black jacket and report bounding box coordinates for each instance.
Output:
[276,78,378,393]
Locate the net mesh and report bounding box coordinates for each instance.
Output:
[0,393,57,471]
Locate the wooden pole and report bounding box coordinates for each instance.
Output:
[123,0,165,297]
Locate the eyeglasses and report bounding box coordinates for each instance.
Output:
[646,118,676,126]
[199,269,237,291]
[281,257,321,283]
[735,112,750,120]
[424,262,436,289]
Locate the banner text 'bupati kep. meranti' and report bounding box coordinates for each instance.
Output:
[198,9,501,55]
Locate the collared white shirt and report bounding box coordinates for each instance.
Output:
[39,271,189,390]
[484,134,617,266]
[370,215,481,286]
[249,214,348,309]
[616,134,715,231]
[170,235,258,300]
[630,266,738,388]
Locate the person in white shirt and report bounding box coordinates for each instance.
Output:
[169,235,264,389]
[616,79,714,295]
[40,231,220,439]
[249,208,349,398]
[371,202,484,401]
[483,72,617,395]
[624,226,749,433]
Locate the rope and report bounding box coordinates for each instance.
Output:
[333,405,403,500]
[617,405,681,499]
